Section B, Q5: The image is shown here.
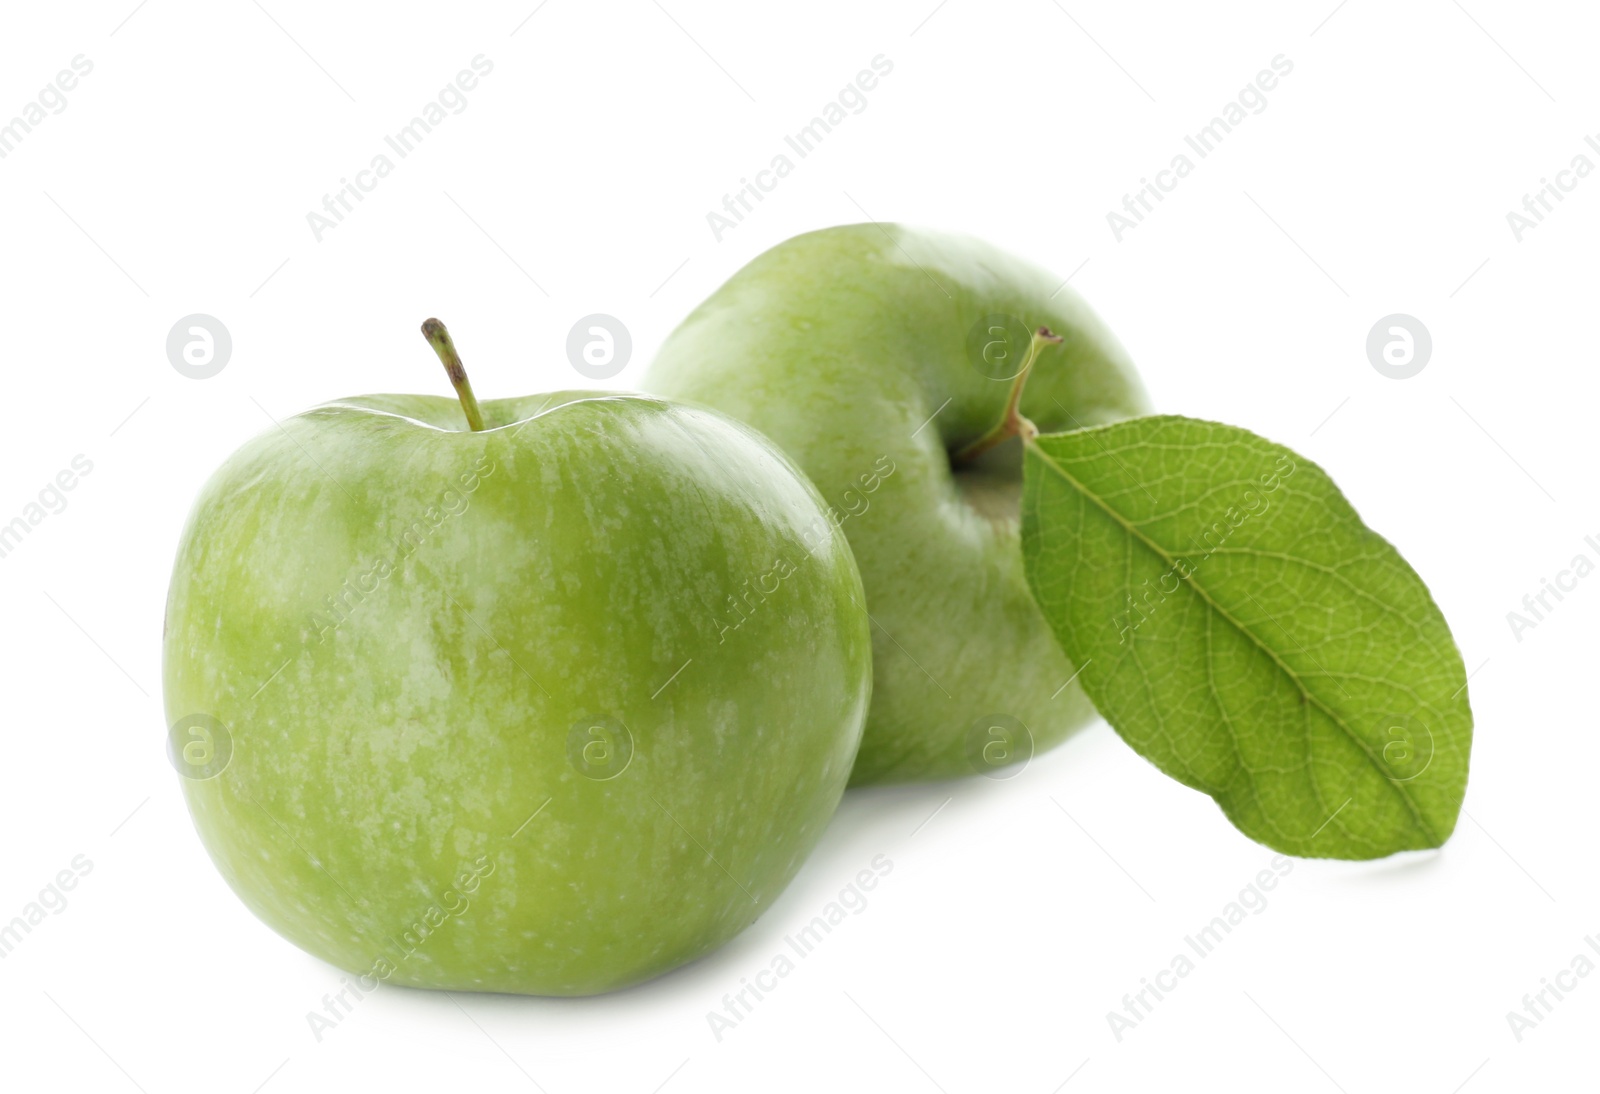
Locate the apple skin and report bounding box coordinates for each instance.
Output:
[647,224,1152,783]
[163,390,871,995]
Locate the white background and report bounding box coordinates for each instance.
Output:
[0,1,1593,1091]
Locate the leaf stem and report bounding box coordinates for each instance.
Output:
[421,317,486,432]
[953,326,1061,465]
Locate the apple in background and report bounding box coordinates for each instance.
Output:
[163,320,871,995]
[647,225,1152,783]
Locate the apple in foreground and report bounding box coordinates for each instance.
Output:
[647,225,1152,783]
[163,320,871,995]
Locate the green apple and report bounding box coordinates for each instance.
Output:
[647,225,1151,783]
[163,320,871,996]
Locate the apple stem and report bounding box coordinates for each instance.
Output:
[952,326,1061,464]
[421,318,486,432]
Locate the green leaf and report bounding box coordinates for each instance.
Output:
[1020,415,1472,859]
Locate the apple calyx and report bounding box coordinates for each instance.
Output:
[952,326,1061,464]
[421,317,486,432]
